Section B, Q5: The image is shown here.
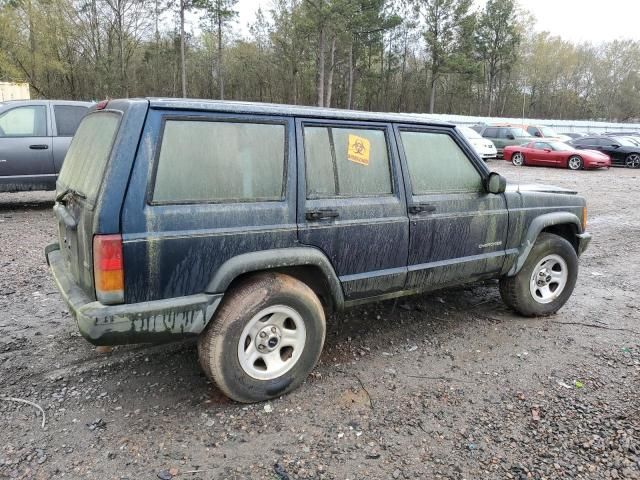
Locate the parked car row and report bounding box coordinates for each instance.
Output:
[0,99,92,192]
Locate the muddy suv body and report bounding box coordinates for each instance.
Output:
[46,99,591,402]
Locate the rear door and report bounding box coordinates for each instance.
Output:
[395,125,509,291]
[0,103,54,190]
[54,109,123,295]
[296,119,409,300]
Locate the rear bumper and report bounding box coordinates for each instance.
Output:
[46,244,222,346]
[577,232,592,257]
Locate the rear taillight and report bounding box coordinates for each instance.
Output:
[93,234,124,304]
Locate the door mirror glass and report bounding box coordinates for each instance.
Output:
[506,134,515,140]
[486,172,506,194]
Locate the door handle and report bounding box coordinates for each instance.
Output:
[29,144,49,150]
[408,203,437,215]
[306,208,339,221]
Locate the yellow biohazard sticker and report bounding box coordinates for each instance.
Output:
[347,134,370,166]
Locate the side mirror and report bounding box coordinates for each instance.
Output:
[487,172,507,194]
[544,148,551,153]
[611,144,620,148]
[506,134,515,140]
[534,131,542,137]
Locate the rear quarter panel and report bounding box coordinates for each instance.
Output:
[120,108,298,303]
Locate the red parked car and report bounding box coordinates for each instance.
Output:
[503,141,611,170]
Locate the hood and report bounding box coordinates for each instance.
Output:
[505,183,578,195]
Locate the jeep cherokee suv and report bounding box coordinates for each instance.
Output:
[46,99,591,403]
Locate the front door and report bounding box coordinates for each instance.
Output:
[296,119,409,300]
[0,104,54,190]
[395,126,509,291]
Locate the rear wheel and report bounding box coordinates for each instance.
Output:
[625,153,640,168]
[511,152,524,166]
[567,155,583,170]
[499,233,578,317]
[198,272,326,403]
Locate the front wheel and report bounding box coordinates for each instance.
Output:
[567,155,583,170]
[625,153,640,168]
[511,152,524,166]
[198,272,326,403]
[499,233,578,316]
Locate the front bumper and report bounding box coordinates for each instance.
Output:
[577,232,592,257]
[46,244,222,346]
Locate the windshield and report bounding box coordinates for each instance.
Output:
[58,111,120,203]
[612,137,636,147]
[549,142,573,151]
[458,126,482,139]
[540,127,557,137]
[511,128,531,137]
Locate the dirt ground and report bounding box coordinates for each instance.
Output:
[0,162,638,480]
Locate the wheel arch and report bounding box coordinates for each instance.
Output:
[206,247,345,313]
[507,212,582,276]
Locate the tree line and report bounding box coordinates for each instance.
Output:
[1,0,639,121]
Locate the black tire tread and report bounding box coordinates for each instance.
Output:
[197,272,325,403]
[499,233,578,317]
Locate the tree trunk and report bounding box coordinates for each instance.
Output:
[180,0,187,98]
[217,11,224,100]
[429,67,437,114]
[325,36,336,107]
[347,41,354,109]
[316,25,325,107]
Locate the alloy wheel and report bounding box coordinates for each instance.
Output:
[237,305,306,380]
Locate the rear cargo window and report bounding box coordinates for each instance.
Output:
[152,120,285,204]
[57,112,120,202]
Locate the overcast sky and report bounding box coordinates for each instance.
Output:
[234,0,639,44]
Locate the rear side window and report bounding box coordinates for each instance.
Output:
[483,127,498,138]
[304,126,392,198]
[54,105,88,136]
[58,112,120,202]
[400,131,482,194]
[153,120,285,204]
[0,105,46,137]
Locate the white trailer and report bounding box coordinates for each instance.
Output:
[0,82,30,101]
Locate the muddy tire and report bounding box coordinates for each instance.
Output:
[499,233,578,317]
[198,272,326,403]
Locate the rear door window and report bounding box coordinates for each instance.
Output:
[152,120,286,204]
[0,105,47,137]
[58,112,121,202]
[303,126,392,198]
[54,105,88,136]
[400,131,482,194]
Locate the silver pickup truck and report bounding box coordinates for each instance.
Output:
[0,99,92,192]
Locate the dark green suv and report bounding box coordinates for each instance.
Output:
[479,125,533,157]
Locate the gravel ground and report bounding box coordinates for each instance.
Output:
[0,162,638,480]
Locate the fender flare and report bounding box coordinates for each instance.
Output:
[205,247,345,309]
[507,212,582,276]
